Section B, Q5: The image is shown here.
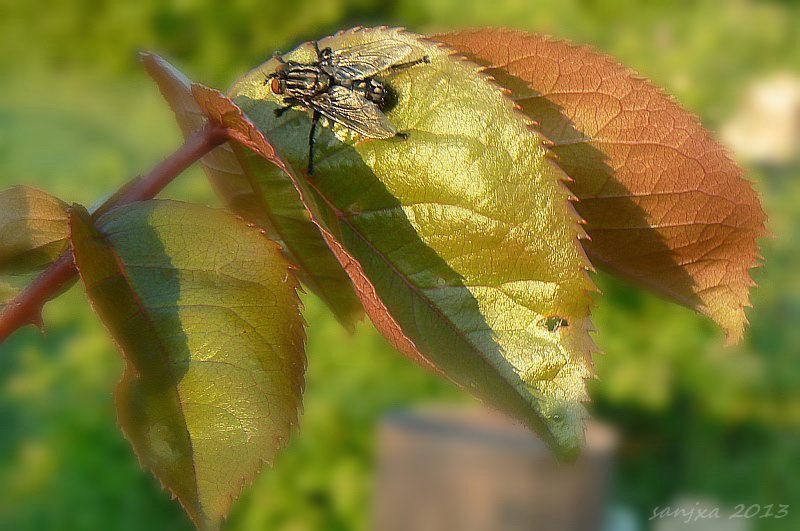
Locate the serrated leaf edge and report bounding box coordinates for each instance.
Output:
[69,200,306,528]
[437,28,768,343]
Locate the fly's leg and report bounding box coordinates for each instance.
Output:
[313,40,333,63]
[388,56,431,74]
[395,132,409,140]
[307,110,321,175]
[274,97,301,118]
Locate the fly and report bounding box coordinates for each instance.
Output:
[266,39,430,174]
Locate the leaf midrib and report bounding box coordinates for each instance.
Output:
[300,175,556,441]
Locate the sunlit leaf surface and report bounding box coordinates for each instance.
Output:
[437,29,767,343]
[70,201,305,529]
[141,53,363,330]
[231,27,598,456]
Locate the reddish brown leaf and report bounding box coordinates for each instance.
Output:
[191,85,286,166]
[436,29,767,343]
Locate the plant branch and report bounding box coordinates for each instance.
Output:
[0,122,227,343]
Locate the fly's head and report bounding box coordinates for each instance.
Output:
[266,62,288,96]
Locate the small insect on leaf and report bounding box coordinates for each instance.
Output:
[545,317,569,332]
[267,38,430,174]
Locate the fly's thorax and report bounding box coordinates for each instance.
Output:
[283,65,332,98]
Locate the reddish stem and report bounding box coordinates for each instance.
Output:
[0,123,227,343]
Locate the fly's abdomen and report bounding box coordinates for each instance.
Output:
[347,78,398,112]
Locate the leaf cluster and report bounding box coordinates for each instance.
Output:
[0,27,765,529]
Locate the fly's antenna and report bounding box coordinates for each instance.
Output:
[272,51,286,64]
[264,71,279,84]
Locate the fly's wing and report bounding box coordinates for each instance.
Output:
[309,86,397,138]
[325,40,413,80]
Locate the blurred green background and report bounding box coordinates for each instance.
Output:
[1,0,799,529]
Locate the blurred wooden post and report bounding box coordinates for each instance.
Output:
[374,407,617,531]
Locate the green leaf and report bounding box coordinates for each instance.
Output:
[70,200,305,529]
[0,186,69,275]
[141,52,363,331]
[230,27,598,457]
[0,186,72,316]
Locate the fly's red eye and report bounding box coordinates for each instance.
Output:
[271,77,284,95]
